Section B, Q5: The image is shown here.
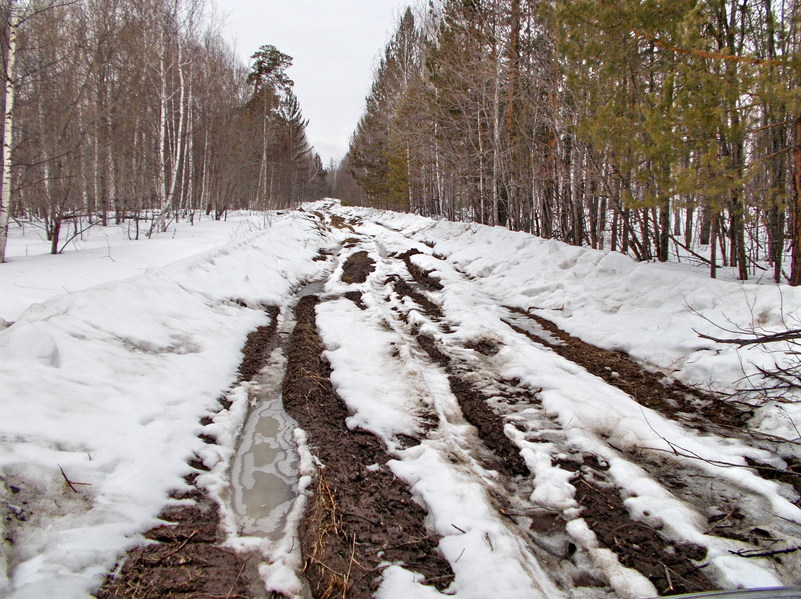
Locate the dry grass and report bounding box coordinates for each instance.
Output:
[303,474,352,599]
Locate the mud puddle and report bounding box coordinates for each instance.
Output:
[232,398,298,538]
[232,280,332,539]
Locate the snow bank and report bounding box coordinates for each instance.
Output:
[0,211,329,598]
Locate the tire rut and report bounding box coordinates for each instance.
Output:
[98,303,284,599]
[503,307,752,431]
[502,307,801,547]
[372,233,801,594]
[282,294,453,599]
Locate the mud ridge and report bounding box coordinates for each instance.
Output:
[387,264,527,478]
[282,295,453,599]
[239,305,281,381]
[343,291,366,310]
[558,455,715,595]
[745,456,801,500]
[98,305,284,598]
[507,308,751,430]
[416,333,528,477]
[341,250,375,284]
[329,214,355,232]
[396,249,443,291]
[386,274,443,318]
[97,493,251,599]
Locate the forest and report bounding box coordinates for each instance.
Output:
[0,0,326,263]
[337,0,801,285]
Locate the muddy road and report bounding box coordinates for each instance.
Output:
[100,207,801,599]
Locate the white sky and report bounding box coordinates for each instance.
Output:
[213,0,413,166]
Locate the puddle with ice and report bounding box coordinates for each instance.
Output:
[231,396,298,538]
[231,280,330,539]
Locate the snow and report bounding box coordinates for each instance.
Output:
[317,299,424,445]
[343,207,801,440]
[324,206,801,595]
[0,211,330,598]
[2,202,801,598]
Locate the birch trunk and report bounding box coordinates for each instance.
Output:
[0,0,18,263]
[491,45,502,227]
[150,31,186,237]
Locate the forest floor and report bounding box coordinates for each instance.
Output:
[3,203,801,599]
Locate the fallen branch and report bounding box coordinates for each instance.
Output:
[697,328,801,347]
[58,464,91,493]
[669,235,717,267]
[730,545,801,558]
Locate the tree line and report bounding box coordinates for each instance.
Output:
[336,0,801,284]
[0,0,326,263]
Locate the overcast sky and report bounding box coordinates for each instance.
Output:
[213,0,412,166]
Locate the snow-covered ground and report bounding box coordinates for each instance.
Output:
[1,202,800,598]
[318,207,801,597]
[0,211,331,597]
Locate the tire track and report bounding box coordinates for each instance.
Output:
[281,249,453,598]
[357,218,801,593]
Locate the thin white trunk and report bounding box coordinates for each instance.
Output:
[94,114,103,223]
[150,32,187,236]
[478,108,485,223]
[0,1,18,263]
[200,127,209,210]
[150,30,168,237]
[106,112,117,222]
[492,43,502,227]
[185,75,194,215]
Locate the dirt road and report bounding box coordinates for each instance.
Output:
[100,207,801,599]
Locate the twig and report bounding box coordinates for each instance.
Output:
[730,545,801,558]
[58,464,91,493]
[663,562,674,592]
[640,411,801,479]
[697,328,801,347]
[154,529,198,561]
[226,555,251,599]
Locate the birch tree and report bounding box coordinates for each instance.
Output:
[0,0,20,263]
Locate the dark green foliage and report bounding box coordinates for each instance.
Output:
[339,0,801,284]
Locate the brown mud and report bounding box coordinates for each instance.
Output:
[745,456,801,499]
[385,258,528,478]
[557,455,714,595]
[506,308,751,430]
[341,250,375,284]
[329,215,356,232]
[97,305,284,598]
[395,249,443,291]
[384,254,738,593]
[96,493,252,599]
[416,333,528,477]
[282,295,453,599]
[386,275,442,318]
[343,290,366,310]
[239,306,281,381]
